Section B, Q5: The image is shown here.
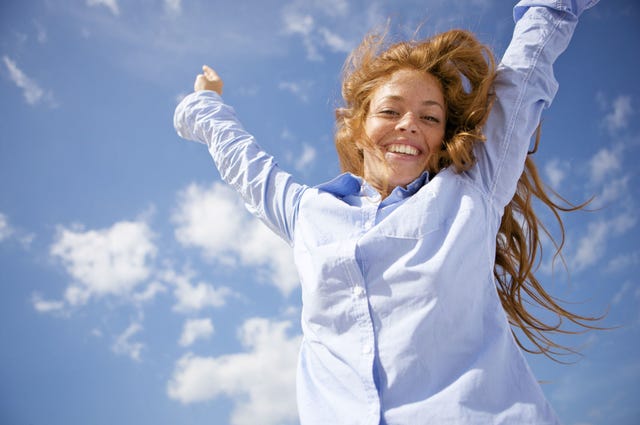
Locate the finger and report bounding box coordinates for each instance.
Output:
[202,65,220,81]
[194,74,206,91]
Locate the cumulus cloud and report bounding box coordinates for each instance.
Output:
[571,213,637,272]
[112,322,144,361]
[172,182,299,295]
[50,220,156,306]
[87,0,120,16]
[179,318,214,347]
[603,95,633,134]
[167,318,300,425]
[2,56,55,106]
[160,267,234,313]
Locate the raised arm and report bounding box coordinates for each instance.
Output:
[474,0,599,209]
[174,67,306,244]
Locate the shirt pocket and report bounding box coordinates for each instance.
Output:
[375,188,441,239]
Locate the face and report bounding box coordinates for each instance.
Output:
[361,68,446,193]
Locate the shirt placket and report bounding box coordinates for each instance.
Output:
[346,186,383,423]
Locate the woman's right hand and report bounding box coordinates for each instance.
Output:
[194,65,224,94]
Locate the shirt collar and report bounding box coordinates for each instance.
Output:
[315,173,363,198]
[316,171,430,200]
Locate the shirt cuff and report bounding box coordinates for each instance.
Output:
[513,0,600,21]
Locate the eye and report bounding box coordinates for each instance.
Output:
[421,115,441,123]
[378,109,399,117]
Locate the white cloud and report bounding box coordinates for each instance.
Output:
[167,318,300,425]
[588,146,621,185]
[2,56,54,106]
[604,95,633,134]
[87,0,120,16]
[50,220,156,305]
[160,267,234,313]
[31,294,66,314]
[172,182,299,295]
[571,213,637,272]
[112,322,144,361]
[179,318,214,347]
[319,27,351,52]
[544,158,567,188]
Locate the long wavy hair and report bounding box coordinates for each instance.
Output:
[335,28,600,360]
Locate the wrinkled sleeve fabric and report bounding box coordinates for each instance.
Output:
[474,0,599,210]
[173,90,305,245]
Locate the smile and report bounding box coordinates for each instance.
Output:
[387,144,420,156]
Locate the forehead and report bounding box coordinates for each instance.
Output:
[370,69,444,104]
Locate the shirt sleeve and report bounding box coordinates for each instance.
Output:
[173,90,305,245]
[472,0,597,209]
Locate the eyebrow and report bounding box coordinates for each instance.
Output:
[377,95,445,111]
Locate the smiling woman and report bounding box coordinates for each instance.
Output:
[360,69,446,192]
[174,1,603,424]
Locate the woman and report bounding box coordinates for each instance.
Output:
[174,0,601,423]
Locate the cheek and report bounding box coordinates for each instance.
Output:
[365,121,390,145]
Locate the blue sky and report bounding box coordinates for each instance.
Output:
[1,1,638,424]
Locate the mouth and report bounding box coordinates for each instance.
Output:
[386,143,421,156]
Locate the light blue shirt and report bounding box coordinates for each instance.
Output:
[174,1,598,423]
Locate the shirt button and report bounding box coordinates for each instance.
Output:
[361,345,372,354]
[352,286,365,296]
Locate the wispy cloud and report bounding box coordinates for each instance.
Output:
[31,293,66,314]
[278,80,315,102]
[544,158,568,188]
[87,0,120,16]
[167,318,300,425]
[606,252,640,273]
[112,322,144,361]
[603,95,633,134]
[179,318,214,347]
[0,211,35,248]
[280,0,370,61]
[295,143,317,172]
[571,213,637,272]
[2,56,55,106]
[172,182,299,295]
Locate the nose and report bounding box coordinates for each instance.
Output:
[396,112,418,133]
